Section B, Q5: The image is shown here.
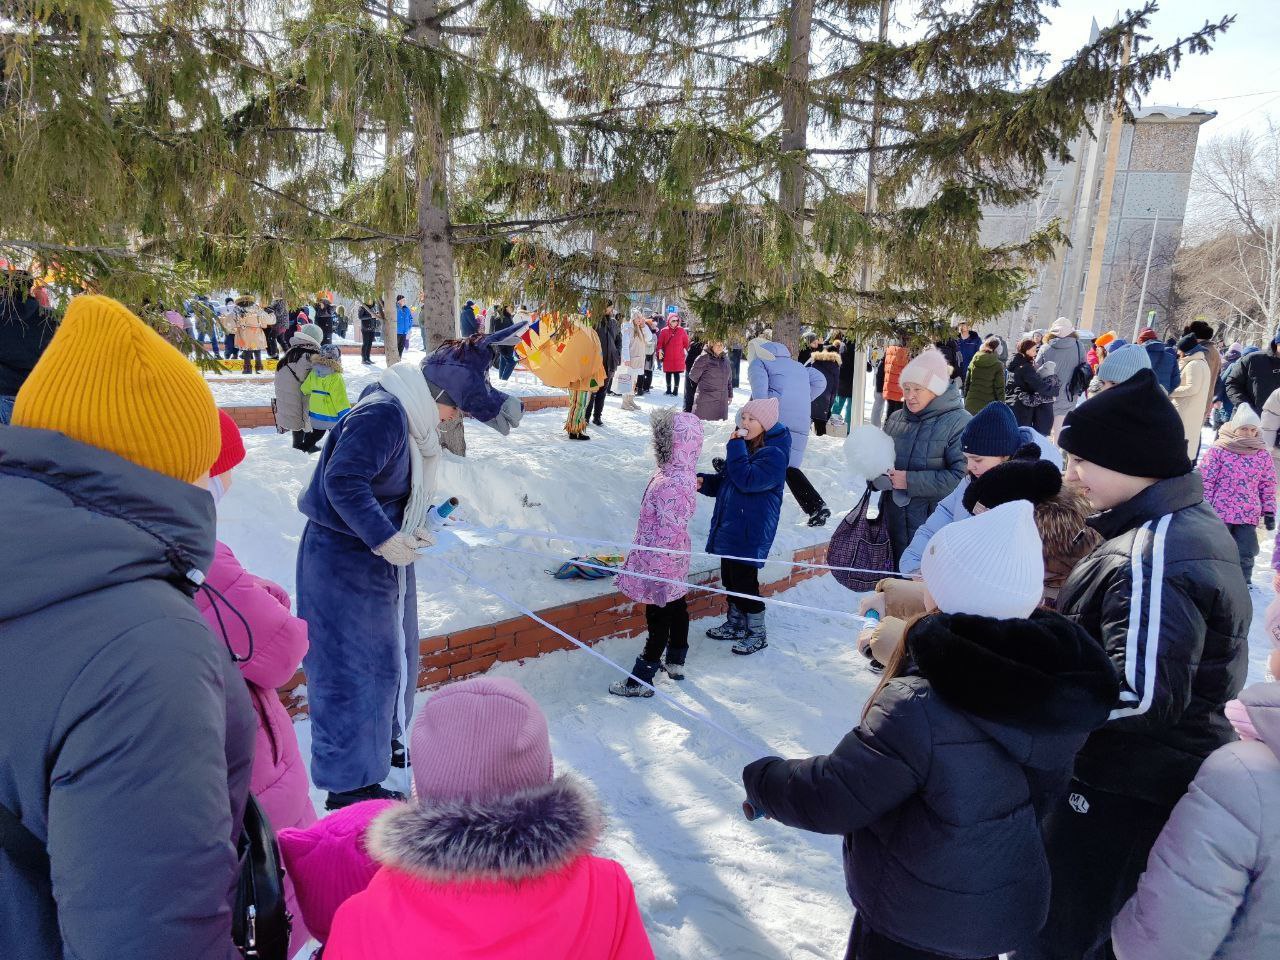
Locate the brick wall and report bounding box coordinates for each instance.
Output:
[219,392,569,429]
[278,540,830,717]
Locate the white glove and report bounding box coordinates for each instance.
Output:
[410,526,435,548]
[373,532,421,567]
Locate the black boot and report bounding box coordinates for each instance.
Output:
[608,657,660,698]
[390,738,407,768]
[325,783,406,811]
[807,506,831,527]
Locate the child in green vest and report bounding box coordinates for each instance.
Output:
[301,345,350,431]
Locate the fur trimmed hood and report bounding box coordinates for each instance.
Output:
[367,774,602,883]
[809,349,842,365]
[907,608,1118,769]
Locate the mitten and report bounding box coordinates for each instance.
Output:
[482,394,524,436]
[373,533,421,567]
[1266,513,1275,532]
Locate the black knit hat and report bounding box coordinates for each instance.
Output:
[961,401,1021,456]
[1057,368,1192,479]
[964,458,1062,513]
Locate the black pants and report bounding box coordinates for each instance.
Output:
[640,362,654,393]
[641,598,690,665]
[730,348,742,387]
[292,429,324,452]
[785,466,827,516]
[666,371,681,394]
[397,333,409,354]
[264,327,279,359]
[590,375,613,422]
[721,559,764,614]
[683,375,697,413]
[813,418,828,436]
[361,329,376,362]
[885,398,903,419]
[223,333,239,358]
[1018,780,1175,960]
[1227,522,1260,584]
[847,914,995,960]
[240,349,262,372]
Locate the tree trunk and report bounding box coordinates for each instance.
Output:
[410,0,457,352]
[377,255,400,366]
[773,0,813,354]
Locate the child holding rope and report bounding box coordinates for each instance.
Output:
[743,502,1118,960]
[610,410,706,696]
[698,397,789,655]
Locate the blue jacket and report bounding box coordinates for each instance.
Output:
[396,303,414,336]
[748,342,825,468]
[898,427,1062,573]
[955,331,983,376]
[698,423,791,567]
[459,303,477,337]
[1146,341,1181,392]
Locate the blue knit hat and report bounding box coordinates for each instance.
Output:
[1096,343,1151,384]
[962,402,1021,456]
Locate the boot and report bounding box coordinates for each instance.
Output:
[807,506,831,528]
[661,660,685,681]
[568,431,591,441]
[255,356,264,373]
[621,395,638,411]
[390,737,407,768]
[608,657,660,698]
[325,783,406,811]
[241,358,252,375]
[732,611,768,655]
[706,605,746,640]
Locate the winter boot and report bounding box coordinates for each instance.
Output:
[732,611,768,655]
[706,605,746,640]
[568,431,591,441]
[390,737,407,768]
[325,783,406,811]
[661,660,685,681]
[241,358,252,375]
[255,357,264,373]
[621,395,638,411]
[807,506,831,528]
[608,657,660,698]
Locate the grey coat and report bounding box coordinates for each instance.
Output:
[1113,682,1280,960]
[0,427,254,960]
[882,383,970,561]
[689,350,733,421]
[1036,335,1088,415]
[274,339,320,431]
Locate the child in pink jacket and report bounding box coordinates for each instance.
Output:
[610,409,704,696]
[195,411,316,956]
[1199,405,1277,583]
[284,676,654,960]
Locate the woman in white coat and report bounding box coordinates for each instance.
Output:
[1169,333,1213,461]
[619,312,648,411]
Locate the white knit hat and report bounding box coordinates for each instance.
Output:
[1229,404,1262,430]
[1048,317,1075,338]
[920,500,1044,620]
[899,348,951,395]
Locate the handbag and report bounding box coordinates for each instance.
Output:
[827,488,896,593]
[827,415,848,438]
[232,794,292,960]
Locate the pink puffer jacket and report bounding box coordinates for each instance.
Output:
[195,541,316,956]
[617,413,704,606]
[1200,444,1277,526]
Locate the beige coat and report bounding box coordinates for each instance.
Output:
[1170,352,1211,460]
[235,305,272,352]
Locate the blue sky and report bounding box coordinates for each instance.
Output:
[1038,0,1279,135]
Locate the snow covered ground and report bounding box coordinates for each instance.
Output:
[217,394,1276,960]
[216,381,864,638]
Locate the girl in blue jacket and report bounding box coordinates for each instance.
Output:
[698,396,790,655]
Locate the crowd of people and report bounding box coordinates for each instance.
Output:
[1,274,1278,960]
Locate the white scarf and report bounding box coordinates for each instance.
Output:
[379,362,441,536]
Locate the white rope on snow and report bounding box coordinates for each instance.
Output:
[429,555,761,753]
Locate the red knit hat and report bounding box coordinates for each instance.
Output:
[210,410,245,477]
[1136,328,1159,343]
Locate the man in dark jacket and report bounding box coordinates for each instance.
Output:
[0,272,56,423]
[0,295,255,960]
[459,299,478,337]
[1225,335,1280,416]
[314,296,336,345]
[1137,328,1179,391]
[590,300,622,427]
[953,321,983,377]
[1022,368,1251,960]
[358,300,379,364]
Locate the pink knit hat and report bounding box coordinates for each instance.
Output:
[738,397,780,432]
[899,348,951,395]
[410,676,554,805]
[276,798,395,942]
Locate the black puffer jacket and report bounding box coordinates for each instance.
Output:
[1056,471,1251,806]
[1224,347,1280,416]
[744,610,1117,958]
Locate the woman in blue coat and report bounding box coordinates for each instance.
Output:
[698,397,790,655]
[297,326,528,810]
[747,338,831,526]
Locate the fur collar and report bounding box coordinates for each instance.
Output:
[810,350,842,363]
[907,609,1118,733]
[367,774,602,883]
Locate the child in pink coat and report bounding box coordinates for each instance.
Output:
[610,409,704,696]
[1199,405,1277,583]
[286,676,654,960]
[195,411,317,956]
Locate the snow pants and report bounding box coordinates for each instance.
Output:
[846,915,995,960]
[1227,522,1259,582]
[641,598,690,665]
[721,559,763,614]
[297,521,419,794]
[1015,779,1175,960]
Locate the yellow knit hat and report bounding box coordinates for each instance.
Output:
[13,294,220,483]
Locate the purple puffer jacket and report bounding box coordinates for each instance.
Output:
[423,323,528,424]
[1200,444,1277,526]
[617,413,705,606]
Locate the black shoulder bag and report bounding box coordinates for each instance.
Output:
[1,795,290,960]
